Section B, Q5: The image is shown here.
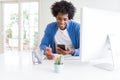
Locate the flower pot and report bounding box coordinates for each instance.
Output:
[54,64,63,73]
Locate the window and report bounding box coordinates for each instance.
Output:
[3,1,39,52]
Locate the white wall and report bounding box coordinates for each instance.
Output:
[39,0,57,40]
[80,0,120,12]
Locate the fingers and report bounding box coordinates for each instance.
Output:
[46,52,55,60]
[45,47,52,53]
[56,47,67,55]
[66,47,70,51]
[45,47,54,60]
[46,54,55,60]
[66,48,75,55]
[57,47,75,55]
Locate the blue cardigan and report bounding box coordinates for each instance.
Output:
[40,20,80,56]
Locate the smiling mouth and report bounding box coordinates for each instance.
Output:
[59,25,65,29]
[60,25,64,27]
[59,24,65,26]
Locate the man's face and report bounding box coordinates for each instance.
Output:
[56,12,69,30]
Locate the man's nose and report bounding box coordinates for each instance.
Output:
[60,20,64,24]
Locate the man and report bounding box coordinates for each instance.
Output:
[40,0,80,60]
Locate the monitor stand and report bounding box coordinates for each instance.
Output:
[92,34,120,71]
[94,63,114,71]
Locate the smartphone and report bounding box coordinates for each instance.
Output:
[57,44,65,50]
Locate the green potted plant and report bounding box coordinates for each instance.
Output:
[54,55,64,73]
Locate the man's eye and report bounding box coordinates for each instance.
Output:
[64,19,67,21]
[57,18,61,20]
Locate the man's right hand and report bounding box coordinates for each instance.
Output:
[45,47,55,60]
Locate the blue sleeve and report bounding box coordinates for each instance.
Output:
[39,25,51,51]
[73,48,80,56]
[73,22,80,56]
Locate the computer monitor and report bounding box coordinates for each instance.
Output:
[80,7,120,63]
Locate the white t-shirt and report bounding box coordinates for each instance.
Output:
[55,28,74,49]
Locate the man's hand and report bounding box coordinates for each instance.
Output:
[56,47,75,56]
[45,47,55,60]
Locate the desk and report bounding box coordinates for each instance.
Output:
[0,52,120,80]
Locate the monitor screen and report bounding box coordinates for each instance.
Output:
[80,7,120,62]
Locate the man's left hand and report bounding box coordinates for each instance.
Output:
[56,47,75,56]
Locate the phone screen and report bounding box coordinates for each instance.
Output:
[57,44,65,50]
